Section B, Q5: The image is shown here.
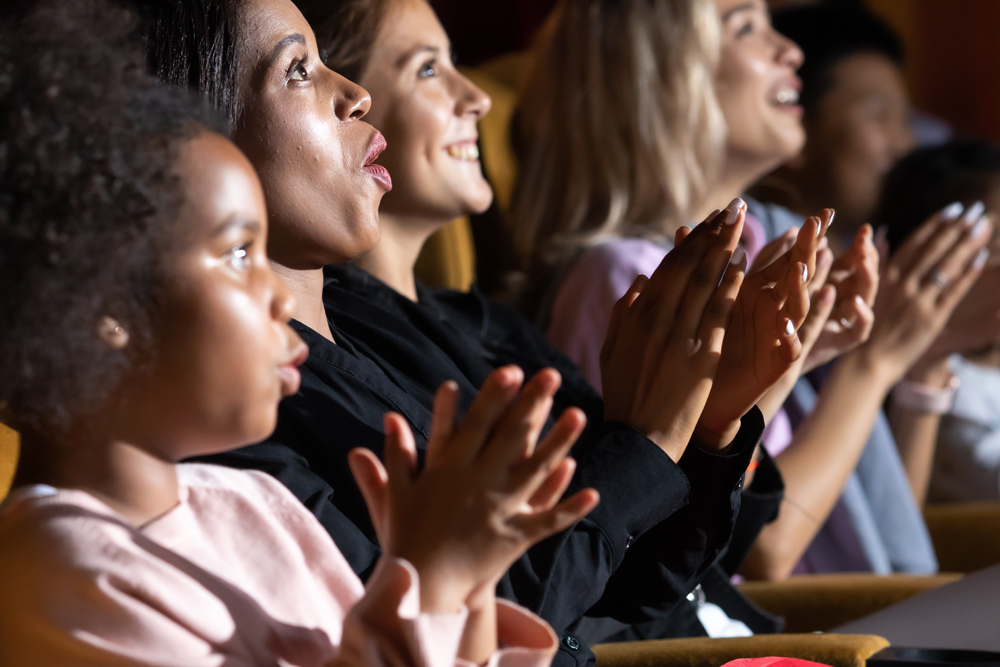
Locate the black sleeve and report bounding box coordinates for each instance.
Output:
[718,445,784,576]
[585,407,763,623]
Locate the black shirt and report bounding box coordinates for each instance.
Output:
[199,263,763,664]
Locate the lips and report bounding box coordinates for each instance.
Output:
[277,341,309,397]
[362,132,392,191]
[770,76,803,110]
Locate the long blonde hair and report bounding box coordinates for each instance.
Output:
[508,0,725,279]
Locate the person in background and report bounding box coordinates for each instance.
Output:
[877,140,1000,504]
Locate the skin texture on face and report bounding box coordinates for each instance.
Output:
[118,132,306,461]
[359,0,493,224]
[799,52,914,232]
[231,0,391,270]
[715,0,806,176]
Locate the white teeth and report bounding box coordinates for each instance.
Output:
[775,88,799,105]
[446,144,480,161]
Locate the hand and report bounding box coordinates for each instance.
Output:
[348,367,600,615]
[855,203,992,385]
[922,257,1000,360]
[801,225,879,372]
[600,201,748,461]
[698,209,834,446]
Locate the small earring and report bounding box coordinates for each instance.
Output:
[98,316,130,350]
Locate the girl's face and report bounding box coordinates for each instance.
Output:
[231,0,392,269]
[126,132,307,460]
[358,0,493,222]
[715,0,805,173]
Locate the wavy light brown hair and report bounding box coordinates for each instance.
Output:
[508,0,725,280]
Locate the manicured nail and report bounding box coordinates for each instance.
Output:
[840,317,855,329]
[724,198,745,225]
[975,248,990,270]
[800,263,808,282]
[973,214,991,239]
[826,210,835,228]
[941,201,964,219]
[855,295,866,308]
[731,246,747,269]
[961,201,985,226]
[784,319,795,336]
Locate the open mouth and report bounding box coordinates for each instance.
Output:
[445,141,480,162]
[363,132,392,190]
[772,87,800,107]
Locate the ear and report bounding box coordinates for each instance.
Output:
[98,316,130,350]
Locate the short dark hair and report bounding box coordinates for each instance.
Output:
[876,139,1000,253]
[0,0,223,439]
[295,0,392,82]
[140,0,245,131]
[772,5,904,118]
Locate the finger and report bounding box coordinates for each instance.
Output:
[759,218,817,284]
[775,315,803,365]
[348,447,390,544]
[601,273,648,370]
[778,262,810,329]
[426,380,459,465]
[525,457,578,511]
[809,243,833,297]
[513,405,586,489]
[481,368,562,468]
[853,225,880,306]
[674,225,743,342]
[750,227,798,274]
[940,248,990,311]
[383,413,419,495]
[798,285,836,352]
[453,366,524,463]
[510,486,600,543]
[816,208,835,241]
[694,246,746,351]
[674,224,696,247]
[892,201,967,277]
[925,217,992,293]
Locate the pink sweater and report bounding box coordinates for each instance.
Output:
[0,464,557,667]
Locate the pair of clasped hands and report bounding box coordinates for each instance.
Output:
[342,199,836,625]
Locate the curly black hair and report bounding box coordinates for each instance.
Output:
[0,0,224,440]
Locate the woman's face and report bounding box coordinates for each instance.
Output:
[358,0,493,222]
[127,132,307,460]
[231,0,392,269]
[715,0,805,175]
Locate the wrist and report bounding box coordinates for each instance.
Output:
[842,344,901,392]
[693,418,741,453]
[408,561,474,614]
[906,355,953,386]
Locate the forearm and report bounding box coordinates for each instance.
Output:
[887,358,953,507]
[741,353,894,580]
[459,589,498,665]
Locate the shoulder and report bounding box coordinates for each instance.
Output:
[178,463,311,520]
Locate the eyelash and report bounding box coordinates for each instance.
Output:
[418,59,437,78]
[226,244,252,271]
[736,21,754,38]
[288,56,309,82]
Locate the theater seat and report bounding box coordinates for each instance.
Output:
[736,572,961,633]
[924,502,1000,573]
[0,423,19,501]
[593,634,889,667]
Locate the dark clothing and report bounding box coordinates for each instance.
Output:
[199,263,763,663]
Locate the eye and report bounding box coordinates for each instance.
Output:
[736,20,754,38]
[418,59,437,79]
[289,60,309,82]
[225,244,252,271]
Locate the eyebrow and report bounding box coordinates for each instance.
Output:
[394,44,440,69]
[212,216,262,238]
[721,2,756,22]
[268,33,306,69]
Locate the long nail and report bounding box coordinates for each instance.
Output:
[784,319,795,336]
[818,211,834,237]
[962,201,985,226]
[973,214,991,239]
[724,198,745,225]
[840,317,855,329]
[975,248,990,270]
[941,201,964,219]
[800,263,808,282]
[855,294,866,308]
[731,246,747,269]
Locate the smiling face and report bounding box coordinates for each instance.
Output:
[715,0,805,177]
[230,0,391,270]
[358,0,493,223]
[125,132,307,460]
[799,52,914,230]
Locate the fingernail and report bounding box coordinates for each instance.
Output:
[840,317,855,329]
[800,263,808,282]
[942,201,964,219]
[724,198,745,225]
[827,210,835,228]
[975,248,990,270]
[962,201,985,226]
[731,246,747,268]
[973,214,991,239]
[784,319,795,336]
[855,294,866,307]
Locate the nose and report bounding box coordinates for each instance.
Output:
[454,73,492,120]
[774,31,804,72]
[270,269,296,323]
[330,70,372,121]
